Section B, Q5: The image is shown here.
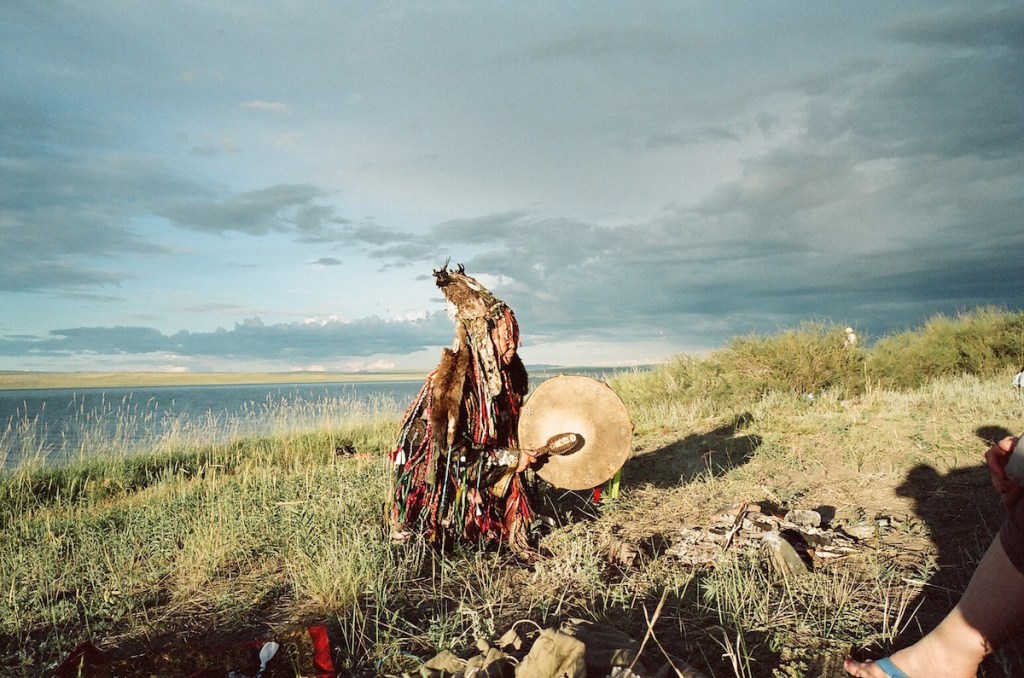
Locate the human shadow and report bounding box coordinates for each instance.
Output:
[621,412,761,490]
[864,424,1023,675]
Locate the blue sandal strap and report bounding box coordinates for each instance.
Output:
[874,656,911,678]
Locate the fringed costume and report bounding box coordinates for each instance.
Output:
[388,264,534,555]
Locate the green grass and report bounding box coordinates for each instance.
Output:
[3,308,1024,676]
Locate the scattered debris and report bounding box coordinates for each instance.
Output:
[665,502,892,572]
[784,508,822,529]
[842,516,891,541]
[412,617,706,678]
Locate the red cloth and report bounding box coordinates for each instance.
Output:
[308,624,334,678]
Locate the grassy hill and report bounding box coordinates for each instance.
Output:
[2,308,1023,676]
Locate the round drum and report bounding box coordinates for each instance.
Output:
[518,374,633,490]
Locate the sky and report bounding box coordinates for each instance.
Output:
[1,2,1022,374]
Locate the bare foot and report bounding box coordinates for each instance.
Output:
[843,656,910,678]
[844,638,980,678]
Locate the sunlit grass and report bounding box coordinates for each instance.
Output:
[3,310,1024,676]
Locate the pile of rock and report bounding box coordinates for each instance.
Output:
[659,502,890,576]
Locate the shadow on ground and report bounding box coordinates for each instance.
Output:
[848,424,1024,677]
[622,412,762,490]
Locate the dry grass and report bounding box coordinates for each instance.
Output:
[3,311,1024,676]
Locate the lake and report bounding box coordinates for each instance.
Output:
[0,368,639,470]
[0,380,427,470]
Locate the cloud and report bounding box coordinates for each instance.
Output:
[156,184,333,236]
[2,2,1022,370]
[239,100,291,113]
[189,137,240,156]
[274,132,301,148]
[805,8,1024,162]
[154,185,370,244]
[0,102,358,294]
[0,313,455,361]
[0,102,186,292]
[0,260,129,293]
[643,126,741,150]
[527,25,688,61]
[886,3,1024,50]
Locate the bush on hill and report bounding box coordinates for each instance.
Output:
[615,307,1024,414]
[716,321,865,399]
[866,306,1024,390]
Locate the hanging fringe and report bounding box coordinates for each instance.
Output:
[385,266,534,554]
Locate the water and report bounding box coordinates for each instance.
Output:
[0,368,639,470]
[0,380,426,470]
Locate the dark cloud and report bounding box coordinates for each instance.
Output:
[886,3,1024,50]
[0,102,182,291]
[0,260,129,293]
[348,223,418,246]
[805,17,1024,161]
[2,3,1023,369]
[155,184,339,236]
[0,313,454,360]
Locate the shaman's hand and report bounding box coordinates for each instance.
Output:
[516,432,581,473]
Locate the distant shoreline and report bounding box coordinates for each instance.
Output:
[0,371,431,390]
[0,365,649,391]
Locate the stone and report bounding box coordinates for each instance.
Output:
[763,531,809,577]
[783,509,822,528]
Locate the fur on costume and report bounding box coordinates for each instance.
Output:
[388,263,533,554]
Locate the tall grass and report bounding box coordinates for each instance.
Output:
[3,308,1024,676]
[617,308,1024,422]
[866,306,1024,390]
[1,392,404,471]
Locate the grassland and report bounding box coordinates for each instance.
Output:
[2,308,1024,677]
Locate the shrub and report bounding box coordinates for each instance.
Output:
[866,307,1024,389]
[714,321,865,400]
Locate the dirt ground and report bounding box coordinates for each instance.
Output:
[40,421,1024,677]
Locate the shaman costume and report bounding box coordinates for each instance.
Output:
[388,264,534,553]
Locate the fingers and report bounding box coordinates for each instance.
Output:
[515,451,537,473]
[986,437,1015,481]
[987,436,1021,512]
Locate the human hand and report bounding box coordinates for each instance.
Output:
[515,449,539,473]
[515,433,580,473]
[986,436,1022,511]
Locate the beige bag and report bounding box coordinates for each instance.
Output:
[514,629,586,678]
[559,618,640,674]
